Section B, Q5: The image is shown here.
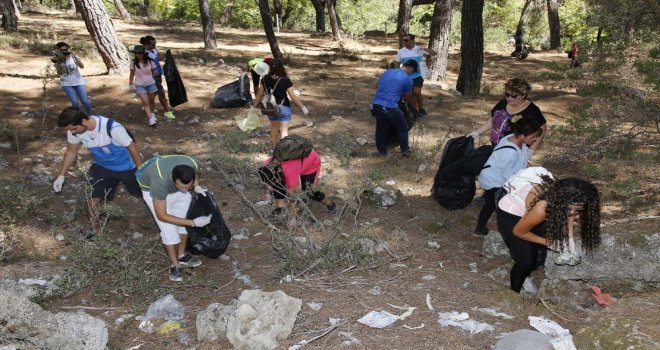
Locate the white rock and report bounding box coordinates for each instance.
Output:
[336,188,345,194]
[132,232,143,239]
[196,302,237,342]
[418,164,427,172]
[427,241,441,250]
[55,234,65,241]
[385,180,396,186]
[356,137,368,146]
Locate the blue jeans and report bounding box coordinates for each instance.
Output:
[372,104,409,155]
[61,85,92,116]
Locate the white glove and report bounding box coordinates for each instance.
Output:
[194,186,207,197]
[301,106,309,116]
[128,84,135,92]
[192,215,212,227]
[466,131,480,140]
[53,175,65,192]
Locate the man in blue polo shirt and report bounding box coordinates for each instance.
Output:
[53,107,143,239]
[371,60,416,157]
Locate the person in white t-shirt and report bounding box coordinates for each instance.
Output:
[52,107,143,240]
[395,34,436,117]
[54,42,92,116]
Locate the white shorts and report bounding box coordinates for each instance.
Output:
[142,190,192,245]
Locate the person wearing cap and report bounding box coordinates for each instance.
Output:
[128,44,158,127]
[371,60,416,157]
[395,34,436,117]
[247,57,274,96]
[140,35,176,120]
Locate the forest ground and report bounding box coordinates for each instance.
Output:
[1,12,659,350]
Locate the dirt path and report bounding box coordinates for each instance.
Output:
[2,13,654,349]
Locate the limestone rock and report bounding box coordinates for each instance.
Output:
[196,302,237,342]
[226,290,302,350]
[481,231,509,258]
[365,186,399,207]
[0,291,108,349]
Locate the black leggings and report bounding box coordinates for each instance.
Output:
[476,187,500,230]
[496,208,547,293]
[272,172,325,202]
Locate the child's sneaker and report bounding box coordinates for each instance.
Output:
[169,266,183,282]
[178,253,202,267]
[148,114,158,127]
[523,277,539,294]
[164,111,176,120]
[327,202,337,216]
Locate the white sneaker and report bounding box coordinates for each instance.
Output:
[148,114,157,127]
[523,277,539,294]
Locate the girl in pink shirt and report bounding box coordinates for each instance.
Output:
[259,149,336,220]
[128,45,158,127]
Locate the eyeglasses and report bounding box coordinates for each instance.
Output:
[505,92,519,98]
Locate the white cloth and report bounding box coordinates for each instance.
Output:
[395,46,429,62]
[59,56,85,87]
[142,190,191,245]
[498,167,553,217]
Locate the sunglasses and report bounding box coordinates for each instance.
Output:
[505,92,519,98]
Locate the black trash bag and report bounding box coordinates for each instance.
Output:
[386,100,419,147]
[431,136,476,210]
[185,192,231,258]
[163,49,188,108]
[211,73,252,108]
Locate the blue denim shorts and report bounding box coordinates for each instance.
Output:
[135,83,158,94]
[268,105,292,122]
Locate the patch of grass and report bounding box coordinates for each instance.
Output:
[634,59,660,91]
[613,175,641,198]
[280,238,377,275]
[330,134,355,167]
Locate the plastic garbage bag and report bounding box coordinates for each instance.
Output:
[163,50,188,107]
[143,294,185,321]
[211,73,252,108]
[185,192,232,258]
[235,108,261,132]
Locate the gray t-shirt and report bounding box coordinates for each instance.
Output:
[137,155,201,200]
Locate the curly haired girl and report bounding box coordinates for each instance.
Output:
[496,172,601,293]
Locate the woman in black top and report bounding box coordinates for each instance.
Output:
[253,60,309,148]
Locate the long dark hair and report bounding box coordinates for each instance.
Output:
[529,176,601,253]
[510,115,542,136]
[133,51,150,69]
[269,59,288,78]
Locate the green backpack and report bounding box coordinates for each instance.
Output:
[273,135,313,161]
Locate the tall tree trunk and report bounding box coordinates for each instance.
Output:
[219,0,235,26]
[273,0,282,28]
[74,0,129,75]
[198,0,217,49]
[138,0,149,17]
[515,0,532,37]
[1,0,19,31]
[456,0,483,96]
[69,0,76,11]
[113,0,131,20]
[396,0,412,48]
[546,0,560,49]
[281,3,293,25]
[326,0,341,41]
[258,0,283,61]
[427,0,453,81]
[310,0,325,32]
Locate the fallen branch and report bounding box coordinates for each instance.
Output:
[61,306,123,310]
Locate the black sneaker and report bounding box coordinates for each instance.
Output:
[327,202,337,216]
[270,207,285,219]
[419,108,428,118]
[169,266,183,282]
[178,253,202,267]
[473,196,486,205]
[473,226,489,236]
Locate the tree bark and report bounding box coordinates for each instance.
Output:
[515,0,532,37]
[198,0,217,49]
[326,0,341,41]
[69,0,76,12]
[456,0,483,97]
[396,0,412,48]
[1,0,19,31]
[113,0,130,20]
[74,0,129,75]
[219,0,235,26]
[310,0,325,32]
[412,0,434,5]
[273,0,282,28]
[138,0,149,17]
[427,0,453,81]
[258,0,283,61]
[546,0,560,49]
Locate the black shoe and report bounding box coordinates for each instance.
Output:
[84,228,95,241]
[473,226,489,236]
[169,266,183,282]
[270,207,285,219]
[419,108,428,118]
[473,196,485,205]
[402,150,411,158]
[327,202,337,216]
[178,253,202,267]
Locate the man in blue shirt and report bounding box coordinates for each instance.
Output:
[371,60,416,157]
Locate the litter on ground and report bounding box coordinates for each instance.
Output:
[437,311,495,334]
[528,316,577,350]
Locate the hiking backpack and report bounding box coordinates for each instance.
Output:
[462,144,516,176]
[490,109,513,145]
[273,135,314,162]
[260,78,284,116]
[431,136,476,210]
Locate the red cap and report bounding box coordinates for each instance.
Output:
[264,57,274,65]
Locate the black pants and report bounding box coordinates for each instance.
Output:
[496,208,547,293]
[476,187,500,230]
[272,172,325,202]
